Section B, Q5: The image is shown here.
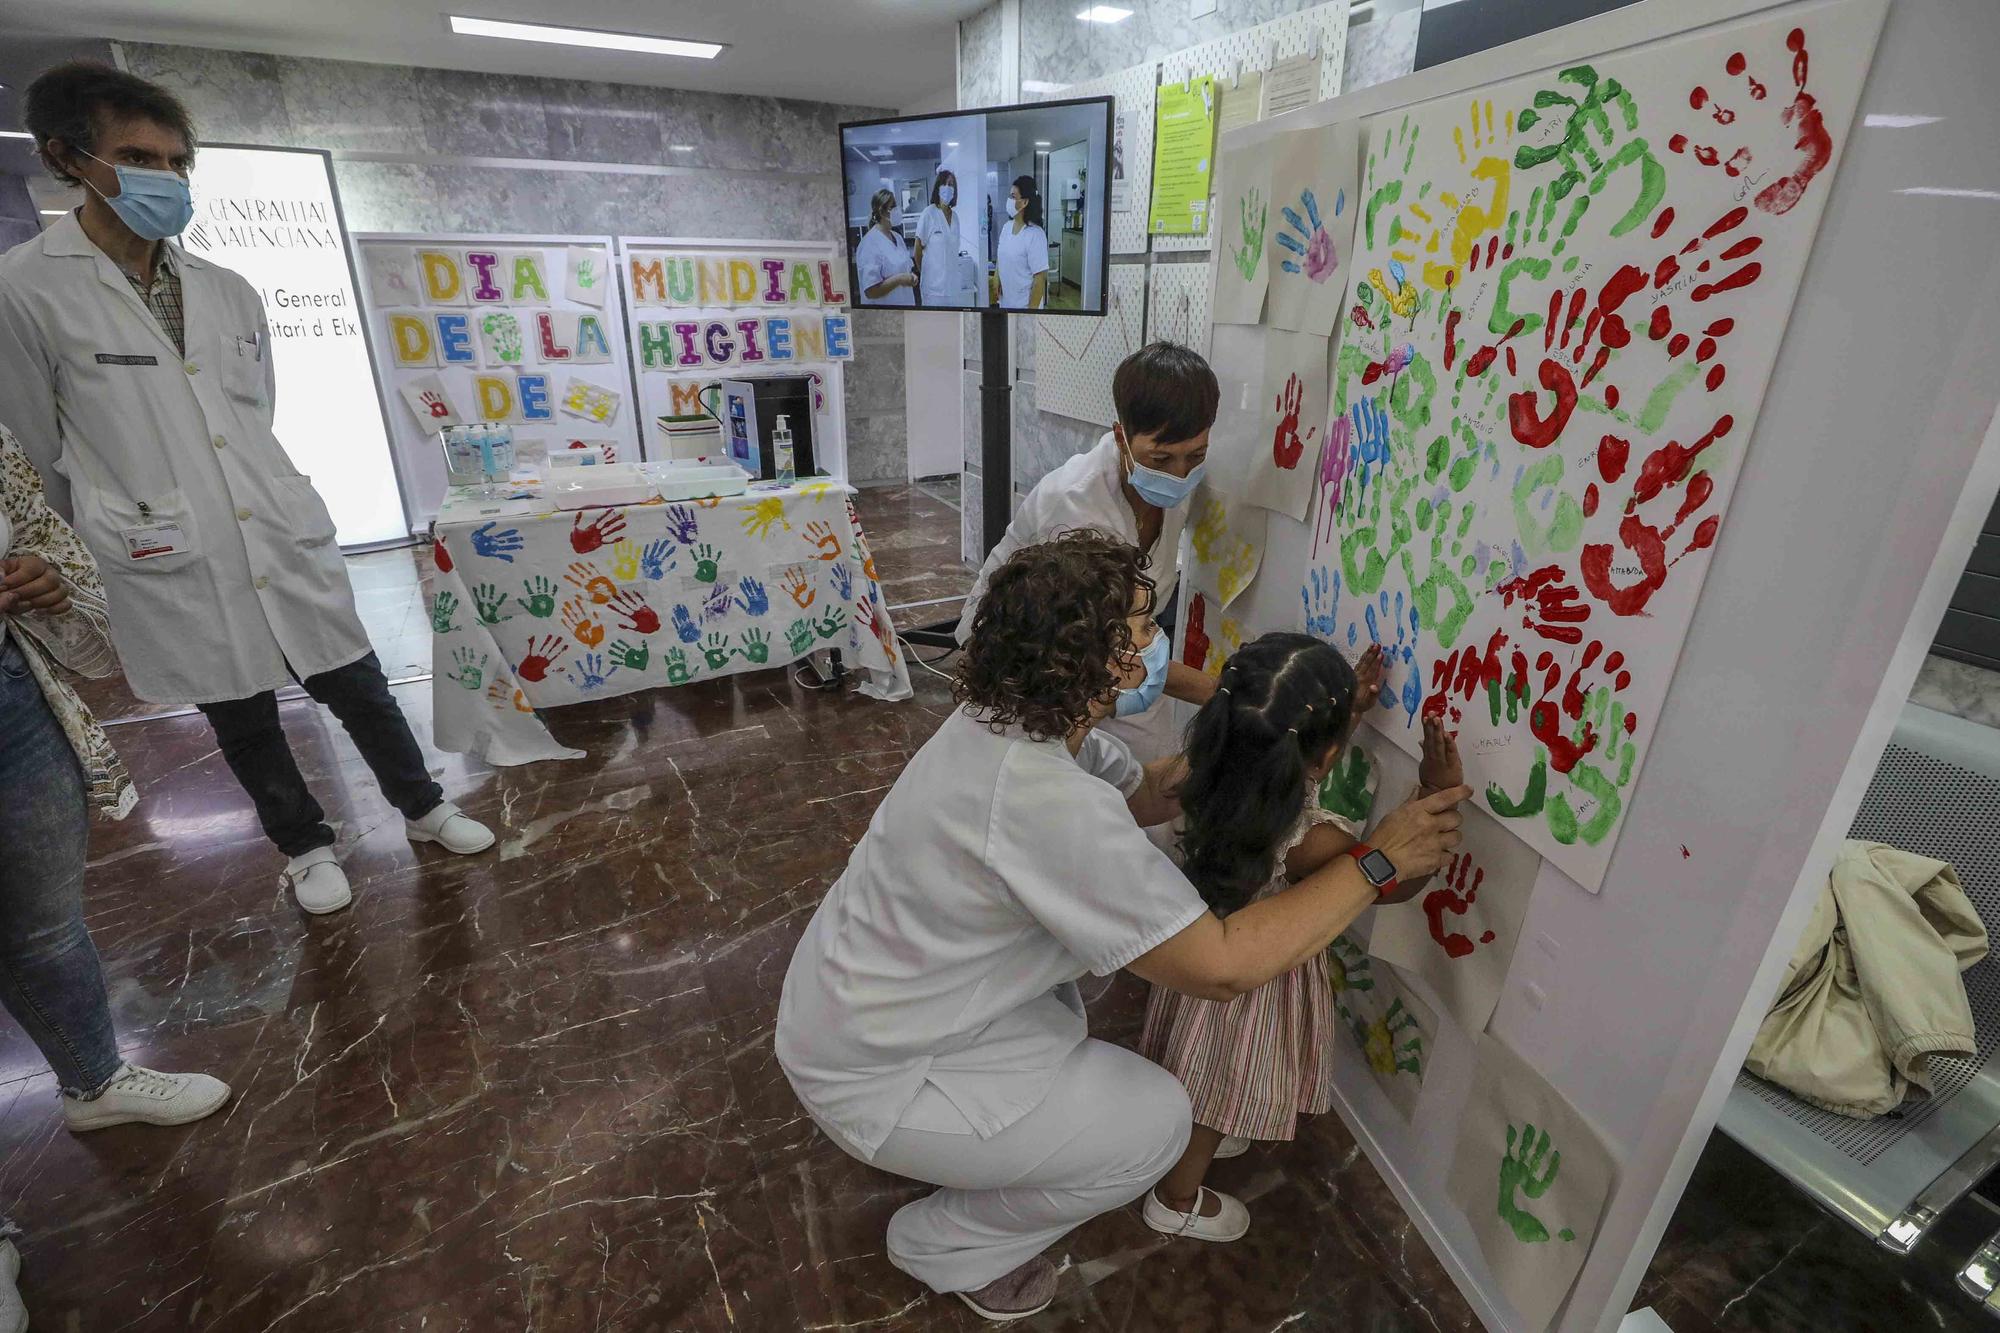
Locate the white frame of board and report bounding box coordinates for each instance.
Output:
[614,234,851,481]
[1216,1,2000,1329]
[352,231,642,531]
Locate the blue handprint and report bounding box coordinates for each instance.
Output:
[471,521,525,563]
[829,561,853,602]
[702,581,734,621]
[639,537,676,580]
[567,651,619,692]
[1364,591,1423,726]
[735,575,769,617]
[1276,187,1344,282]
[672,604,702,644]
[1302,567,1341,641]
[664,504,700,544]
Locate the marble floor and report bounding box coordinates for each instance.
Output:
[7,483,2000,1330]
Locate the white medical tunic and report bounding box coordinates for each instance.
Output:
[775,708,1207,1159]
[996,221,1051,308]
[915,205,969,306]
[854,225,915,307]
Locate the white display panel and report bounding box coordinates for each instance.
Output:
[355,233,643,529]
[183,145,405,546]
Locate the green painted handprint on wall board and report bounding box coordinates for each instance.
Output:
[1231,188,1267,282]
[1496,1121,1575,1244]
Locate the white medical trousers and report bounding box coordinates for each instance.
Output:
[824,1038,1193,1294]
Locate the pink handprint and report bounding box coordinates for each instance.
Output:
[1272,372,1315,471]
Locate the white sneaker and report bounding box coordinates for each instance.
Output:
[1141,1185,1251,1243]
[61,1064,232,1134]
[0,1238,24,1333]
[1214,1135,1251,1159]
[283,846,352,915]
[406,801,494,855]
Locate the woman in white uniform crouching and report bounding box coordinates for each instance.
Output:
[854,188,916,306]
[996,175,1050,309]
[776,532,1470,1322]
[955,341,1217,764]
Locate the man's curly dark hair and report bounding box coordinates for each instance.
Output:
[956,531,1155,742]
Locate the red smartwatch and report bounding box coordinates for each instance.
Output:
[1347,844,1400,900]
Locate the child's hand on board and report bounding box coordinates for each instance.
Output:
[1418,715,1464,792]
[1351,643,1384,715]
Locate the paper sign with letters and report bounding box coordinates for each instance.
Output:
[384,312,435,368]
[416,249,467,306]
[472,371,522,424]
[507,250,551,303]
[398,372,461,434]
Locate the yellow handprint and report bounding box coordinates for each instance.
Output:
[1217,543,1259,604]
[1367,265,1420,318]
[1189,492,1231,566]
[610,540,642,582]
[798,480,837,500]
[739,496,791,539]
[1389,100,1515,293]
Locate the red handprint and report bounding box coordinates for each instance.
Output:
[1495,565,1590,645]
[517,634,569,682]
[1580,415,1732,617]
[1525,640,1633,774]
[1271,372,1315,470]
[607,587,660,635]
[1509,265,1646,447]
[1422,628,1512,727]
[433,536,453,573]
[570,508,627,554]
[1182,593,1211,671]
[1670,28,1830,216]
[419,390,451,419]
[1423,853,1498,960]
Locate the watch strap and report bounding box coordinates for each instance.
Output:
[1347,843,1399,899]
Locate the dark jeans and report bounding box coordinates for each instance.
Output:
[0,635,123,1096]
[197,651,443,858]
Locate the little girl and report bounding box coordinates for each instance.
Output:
[1139,631,1460,1241]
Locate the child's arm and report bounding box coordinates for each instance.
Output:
[1283,822,1357,882]
[1126,754,1187,828]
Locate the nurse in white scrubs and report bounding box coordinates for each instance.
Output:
[955,341,1217,762]
[996,175,1050,309]
[913,168,970,307]
[854,189,916,307]
[777,531,1469,1322]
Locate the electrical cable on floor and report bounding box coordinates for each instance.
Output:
[898,636,959,685]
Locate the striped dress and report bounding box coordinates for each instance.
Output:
[1139,803,1361,1141]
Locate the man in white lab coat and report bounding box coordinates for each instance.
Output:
[0,62,494,915]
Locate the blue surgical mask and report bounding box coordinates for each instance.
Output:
[939,184,956,206]
[1115,629,1171,717]
[81,151,194,241]
[1120,430,1206,508]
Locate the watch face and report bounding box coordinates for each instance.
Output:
[1359,849,1397,886]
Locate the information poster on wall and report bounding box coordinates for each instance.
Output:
[618,239,853,480]
[183,145,403,546]
[1149,76,1219,235]
[356,233,643,527]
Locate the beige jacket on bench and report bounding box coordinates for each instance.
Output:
[1746,841,1989,1120]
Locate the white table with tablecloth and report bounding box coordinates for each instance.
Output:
[427,478,911,764]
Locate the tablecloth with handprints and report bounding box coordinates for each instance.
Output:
[427,478,912,764]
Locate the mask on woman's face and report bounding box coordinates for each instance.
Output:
[1114,628,1171,717]
[1120,428,1205,509]
[1005,197,1020,219]
[939,184,956,206]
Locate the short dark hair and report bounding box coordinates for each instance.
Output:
[1112,341,1219,446]
[956,531,1155,743]
[23,61,197,187]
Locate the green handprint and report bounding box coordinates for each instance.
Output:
[738,628,770,665]
[1546,688,1638,846]
[702,632,732,670]
[815,606,848,640]
[472,581,512,625]
[1486,746,1549,819]
[430,589,458,634]
[1497,1121,1569,1244]
[481,311,524,365]
[664,646,691,685]
[518,575,558,618]
[692,543,721,584]
[1231,188,1267,282]
[785,618,816,656]
[1317,746,1377,823]
[1513,65,1664,253]
[448,646,489,690]
[608,638,650,672]
[575,256,599,290]
[1362,113,1418,249]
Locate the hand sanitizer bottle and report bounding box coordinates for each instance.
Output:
[773,414,796,484]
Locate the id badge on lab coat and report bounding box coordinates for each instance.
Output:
[122,521,190,560]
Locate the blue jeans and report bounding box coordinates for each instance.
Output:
[0,635,122,1096]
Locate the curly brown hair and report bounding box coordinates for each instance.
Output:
[956,531,1155,742]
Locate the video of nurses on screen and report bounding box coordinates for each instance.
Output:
[840,97,1112,316]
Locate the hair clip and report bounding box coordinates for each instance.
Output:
[1215,685,1231,696]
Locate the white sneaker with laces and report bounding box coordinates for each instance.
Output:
[0,1238,24,1333]
[1141,1185,1251,1243]
[406,801,494,855]
[283,846,352,915]
[1214,1135,1251,1159]
[61,1064,231,1134]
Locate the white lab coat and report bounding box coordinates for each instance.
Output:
[0,213,371,704]
[915,204,972,307]
[854,225,915,306]
[954,432,1188,760]
[996,220,1050,308]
